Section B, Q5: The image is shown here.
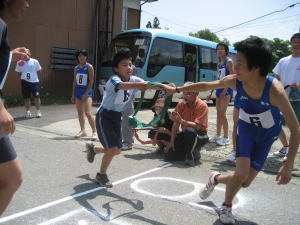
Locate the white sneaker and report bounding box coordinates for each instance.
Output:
[217,137,230,146]
[24,111,32,118]
[209,135,220,143]
[226,152,236,162]
[36,110,42,118]
[219,205,235,224]
[273,147,288,157]
[199,171,220,200]
[74,130,87,138]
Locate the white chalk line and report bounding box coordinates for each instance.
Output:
[0,163,172,224]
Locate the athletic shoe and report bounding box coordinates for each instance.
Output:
[209,134,220,143]
[273,147,288,157]
[24,111,32,118]
[74,130,87,138]
[86,143,96,163]
[121,143,132,151]
[217,137,230,146]
[36,110,42,118]
[199,171,220,200]
[219,205,235,225]
[95,173,113,188]
[91,132,97,141]
[226,152,236,162]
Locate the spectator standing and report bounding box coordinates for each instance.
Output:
[272,33,300,159]
[208,43,234,146]
[15,53,42,118]
[71,49,97,140]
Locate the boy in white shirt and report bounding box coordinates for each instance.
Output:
[15,53,42,118]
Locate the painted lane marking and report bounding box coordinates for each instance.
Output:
[0,163,172,224]
[131,177,246,213]
[131,177,199,200]
[38,207,132,225]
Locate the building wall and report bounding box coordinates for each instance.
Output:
[4,0,97,98]
[4,0,137,98]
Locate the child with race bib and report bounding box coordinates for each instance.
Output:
[166,37,300,225]
[86,50,168,187]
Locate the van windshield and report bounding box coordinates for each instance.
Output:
[101,35,150,68]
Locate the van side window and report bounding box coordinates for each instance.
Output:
[200,47,216,70]
[147,38,183,77]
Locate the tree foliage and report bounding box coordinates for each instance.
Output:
[146,21,152,28]
[189,29,220,43]
[233,35,291,72]
[146,17,161,29]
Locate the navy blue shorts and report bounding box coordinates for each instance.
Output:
[0,135,17,163]
[75,86,93,100]
[21,80,40,99]
[236,121,281,171]
[96,108,122,149]
[216,88,233,98]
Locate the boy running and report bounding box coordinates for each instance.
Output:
[88,50,166,187]
[166,37,300,224]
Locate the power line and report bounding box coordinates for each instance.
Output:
[214,2,300,33]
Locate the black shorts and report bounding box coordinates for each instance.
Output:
[21,80,40,99]
[0,135,17,163]
[96,107,122,149]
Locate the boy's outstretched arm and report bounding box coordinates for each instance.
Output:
[118,81,171,91]
[165,74,237,94]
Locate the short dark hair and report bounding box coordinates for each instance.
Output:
[75,49,88,59]
[112,50,132,69]
[291,33,300,42]
[216,42,229,55]
[235,37,272,77]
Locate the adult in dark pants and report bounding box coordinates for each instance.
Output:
[0,0,30,215]
[164,82,209,166]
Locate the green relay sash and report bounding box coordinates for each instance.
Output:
[128,82,173,128]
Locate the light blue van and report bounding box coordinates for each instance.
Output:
[98,28,236,103]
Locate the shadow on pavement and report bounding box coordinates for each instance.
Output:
[213,219,258,225]
[72,174,167,225]
[14,116,34,122]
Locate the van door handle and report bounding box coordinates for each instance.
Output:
[202,74,205,78]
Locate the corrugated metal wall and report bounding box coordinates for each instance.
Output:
[4,0,123,99]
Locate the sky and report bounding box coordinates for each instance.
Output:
[141,0,300,44]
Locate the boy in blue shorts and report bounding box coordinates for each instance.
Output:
[166,37,300,224]
[88,50,166,187]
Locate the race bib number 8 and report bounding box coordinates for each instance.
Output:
[76,73,88,86]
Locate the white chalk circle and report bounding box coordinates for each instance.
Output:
[131,177,199,200]
[130,176,245,210]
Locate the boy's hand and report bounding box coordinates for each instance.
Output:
[71,95,75,103]
[171,111,182,123]
[165,86,177,95]
[276,165,292,184]
[12,47,30,62]
[164,142,174,153]
[0,106,16,135]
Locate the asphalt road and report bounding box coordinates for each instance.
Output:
[0,104,299,225]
